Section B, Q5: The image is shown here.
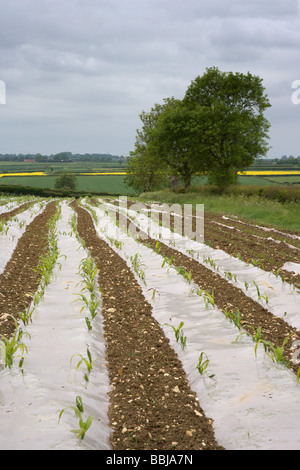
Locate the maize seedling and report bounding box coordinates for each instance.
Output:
[70,346,101,382]
[76,255,102,320]
[0,316,30,369]
[130,253,146,284]
[196,352,209,375]
[176,265,192,284]
[59,395,93,440]
[253,280,261,300]
[255,333,293,367]
[19,307,35,327]
[164,321,187,350]
[203,290,215,309]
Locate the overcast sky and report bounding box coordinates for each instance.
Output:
[0,0,299,157]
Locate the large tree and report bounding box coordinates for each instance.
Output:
[124,148,169,193]
[183,67,271,188]
[125,99,175,193]
[126,67,271,192]
[148,102,199,190]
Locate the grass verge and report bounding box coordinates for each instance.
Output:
[138,187,300,233]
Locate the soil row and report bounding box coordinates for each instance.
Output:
[199,211,300,286]
[96,199,300,375]
[0,201,58,338]
[0,200,36,223]
[71,200,224,450]
[125,200,300,287]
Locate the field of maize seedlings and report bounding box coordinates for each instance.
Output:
[0,194,300,450]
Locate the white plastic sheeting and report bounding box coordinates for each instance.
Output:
[84,200,300,450]
[0,201,48,274]
[0,202,111,450]
[221,215,300,242]
[282,262,300,275]
[101,198,300,331]
[0,198,24,215]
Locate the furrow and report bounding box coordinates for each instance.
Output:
[0,200,58,337]
[116,198,300,286]
[97,198,300,375]
[71,200,224,451]
[82,198,300,450]
[0,200,36,222]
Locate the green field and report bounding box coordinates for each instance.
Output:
[0,164,299,233]
[0,175,137,195]
[192,174,300,188]
[192,175,294,187]
[0,173,299,197]
[260,175,300,184]
[0,158,300,197]
[0,161,126,174]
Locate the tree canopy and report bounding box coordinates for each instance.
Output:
[54,172,77,190]
[126,67,271,192]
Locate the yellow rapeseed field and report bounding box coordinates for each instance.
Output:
[238,171,300,175]
[0,172,46,178]
[0,171,299,178]
[78,172,127,175]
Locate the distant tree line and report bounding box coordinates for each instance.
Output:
[125,67,273,193]
[1,152,298,164]
[0,152,126,162]
[272,156,300,164]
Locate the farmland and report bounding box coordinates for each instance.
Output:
[0,174,137,196]
[0,158,300,196]
[1,172,300,194]
[0,192,300,450]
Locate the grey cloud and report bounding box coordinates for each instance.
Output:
[161,0,298,21]
[0,0,299,156]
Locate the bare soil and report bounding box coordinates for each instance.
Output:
[102,198,300,375]
[124,199,300,287]
[0,200,35,222]
[1,195,299,450]
[0,201,57,337]
[199,210,300,287]
[71,200,224,450]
